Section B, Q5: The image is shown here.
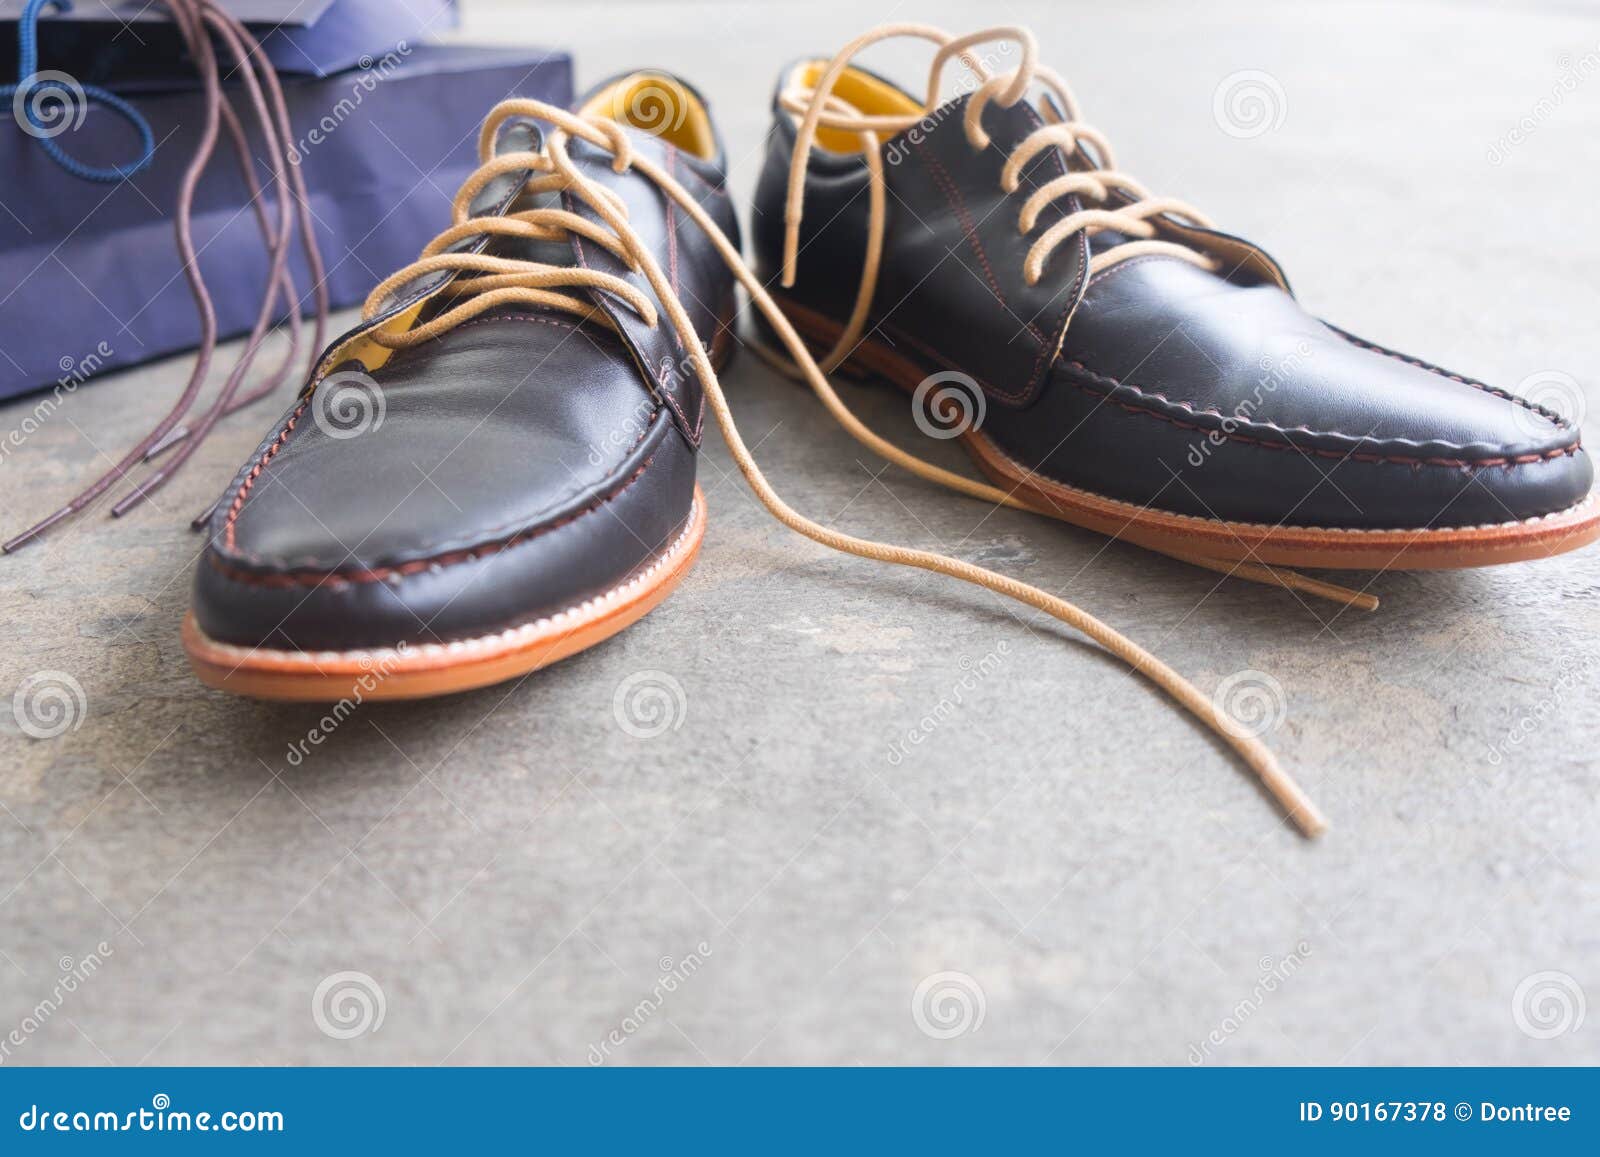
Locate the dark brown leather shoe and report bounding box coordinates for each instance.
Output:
[182,53,1338,832]
[751,25,1599,571]
[184,74,739,700]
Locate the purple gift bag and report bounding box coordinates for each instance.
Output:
[0,2,572,400]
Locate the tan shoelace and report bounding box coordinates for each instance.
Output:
[778,23,1219,369]
[356,96,1328,838]
[761,24,1377,615]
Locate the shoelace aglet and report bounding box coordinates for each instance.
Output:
[110,473,168,518]
[1247,563,1378,612]
[1162,550,1379,612]
[3,506,75,553]
[191,496,224,530]
[1250,749,1328,838]
[1293,577,1378,613]
[143,425,190,462]
[1289,798,1330,839]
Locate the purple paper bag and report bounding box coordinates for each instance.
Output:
[0,42,573,400]
[0,0,461,83]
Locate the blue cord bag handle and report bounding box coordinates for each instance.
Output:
[0,0,155,181]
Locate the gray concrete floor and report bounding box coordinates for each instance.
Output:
[2,0,1598,1065]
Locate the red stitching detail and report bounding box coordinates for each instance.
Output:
[224,395,311,552]
[1075,267,1577,451]
[907,112,1080,404]
[403,312,585,345]
[1014,99,1086,401]
[913,145,1043,342]
[660,147,730,200]
[569,202,699,441]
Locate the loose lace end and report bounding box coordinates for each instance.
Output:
[4,0,328,551]
[4,506,74,552]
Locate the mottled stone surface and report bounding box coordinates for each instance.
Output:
[0,0,1596,1066]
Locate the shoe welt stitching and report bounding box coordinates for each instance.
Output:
[197,497,703,667]
[982,437,1597,536]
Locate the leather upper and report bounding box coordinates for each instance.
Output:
[752,70,1591,530]
[192,88,739,652]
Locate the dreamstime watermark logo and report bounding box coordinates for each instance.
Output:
[17,1094,283,1134]
[626,79,690,135]
[1,342,113,467]
[1483,651,1598,766]
[284,646,409,767]
[612,670,688,738]
[587,394,658,466]
[312,971,385,1040]
[312,369,386,440]
[911,371,986,439]
[1211,669,1287,740]
[655,350,701,396]
[882,42,1017,166]
[11,70,87,140]
[287,42,413,163]
[1509,369,1587,440]
[12,671,86,740]
[885,642,1010,766]
[1487,41,1600,165]
[0,942,114,1065]
[1186,340,1312,467]
[587,941,713,1064]
[911,971,986,1040]
[1188,941,1312,1064]
[1512,970,1585,1040]
[1212,69,1287,140]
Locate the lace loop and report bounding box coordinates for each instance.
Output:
[1017,171,1146,230]
[927,26,1034,111]
[360,108,662,348]
[780,23,1221,345]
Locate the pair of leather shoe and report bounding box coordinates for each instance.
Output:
[182,27,1596,835]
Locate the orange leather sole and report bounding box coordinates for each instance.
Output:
[183,487,707,702]
[774,298,1600,571]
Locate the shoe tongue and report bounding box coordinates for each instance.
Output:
[964,90,1046,152]
[407,179,588,333]
[482,186,574,267]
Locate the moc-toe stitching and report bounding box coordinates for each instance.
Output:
[1055,357,1581,469]
[206,447,664,591]
[1326,324,1574,430]
[192,413,698,652]
[211,318,665,575]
